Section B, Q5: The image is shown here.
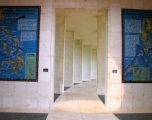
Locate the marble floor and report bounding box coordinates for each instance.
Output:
[46,80,119,120]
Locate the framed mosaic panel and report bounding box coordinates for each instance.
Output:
[122,9,152,83]
[0,6,40,81]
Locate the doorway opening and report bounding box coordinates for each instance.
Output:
[53,8,108,107]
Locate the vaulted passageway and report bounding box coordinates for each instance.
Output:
[54,9,108,106]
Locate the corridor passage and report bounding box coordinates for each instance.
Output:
[46,80,119,120]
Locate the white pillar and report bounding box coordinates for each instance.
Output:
[74,40,83,83]
[91,49,97,80]
[97,15,106,94]
[64,31,74,87]
[54,16,65,94]
[82,45,92,81]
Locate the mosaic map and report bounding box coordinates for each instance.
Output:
[123,9,152,82]
[0,7,39,80]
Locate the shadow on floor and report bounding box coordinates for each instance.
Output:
[0,113,48,120]
[114,113,152,120]
[64,87,70,91]
[98,95,105,104]
[54,94,61,102]
[74,83,80,86]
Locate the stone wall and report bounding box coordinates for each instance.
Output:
[52,0,152,109]
[0,0,54,109]
[0,0,152,109]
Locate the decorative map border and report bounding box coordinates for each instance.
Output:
[0,6,40,82]
[122,9,152,83]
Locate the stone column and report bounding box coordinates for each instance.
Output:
[64,31,74,87]
[97,15,106,94]
[74,40,83,83]
[82,45,92,81]
[91,49,97,80]
[54,16,65,94]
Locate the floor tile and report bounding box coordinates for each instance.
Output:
[46,80,118,120]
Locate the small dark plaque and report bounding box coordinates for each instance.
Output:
[112,70,117,73]
[43,69,48,72]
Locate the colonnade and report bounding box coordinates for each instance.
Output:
[54,14,107,95]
